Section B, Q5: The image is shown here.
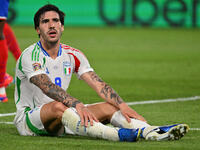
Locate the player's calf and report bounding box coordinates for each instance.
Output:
[62,108,141,142]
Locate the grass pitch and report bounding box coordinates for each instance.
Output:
[0,26,200,150]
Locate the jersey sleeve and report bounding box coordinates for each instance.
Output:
[67,49,94,79]
[19,45,46,81]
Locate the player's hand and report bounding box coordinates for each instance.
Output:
[119,102,147,123]
[75,103,99,127]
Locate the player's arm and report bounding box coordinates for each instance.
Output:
[30,73,98,126]
[30,74,80,107]
[81,71,146,122]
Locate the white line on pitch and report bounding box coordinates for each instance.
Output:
[190,128,200,131]
[127,96,200,105]
[0,121,14,124]
[0,96,199,117]
[0,112,16,117]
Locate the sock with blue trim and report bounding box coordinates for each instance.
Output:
[118,128,141,142]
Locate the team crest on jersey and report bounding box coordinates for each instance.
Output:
[63,61,71,76]
[32,63,42,71]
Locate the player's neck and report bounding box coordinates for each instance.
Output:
[40,40,60,59]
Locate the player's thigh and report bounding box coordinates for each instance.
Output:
[40,101,67,125]
[39,101,69,135]
[87,102,118,122]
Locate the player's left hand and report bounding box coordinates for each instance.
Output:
[75,103,99,127]
[119,102,147,123]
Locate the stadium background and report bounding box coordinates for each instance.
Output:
[1,0,200,150]
[8,0,200,27]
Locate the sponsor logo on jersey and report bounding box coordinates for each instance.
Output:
[32,63,42,71]
[63,61,71,76]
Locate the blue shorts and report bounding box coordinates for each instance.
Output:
[0,0,9,20]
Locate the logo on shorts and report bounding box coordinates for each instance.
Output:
[32,63,42,71]
[29,107,40,114]
[29,110,34,114]
[63,61,71,76]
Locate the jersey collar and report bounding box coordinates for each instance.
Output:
[37,41,62,57]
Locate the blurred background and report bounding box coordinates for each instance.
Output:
[8,0,200,28]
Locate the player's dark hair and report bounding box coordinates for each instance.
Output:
[34,4,65,29]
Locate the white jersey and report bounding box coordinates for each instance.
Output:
[14,41,94,124]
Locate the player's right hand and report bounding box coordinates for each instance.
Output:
[75,103,99,127]
[119,102,147,123]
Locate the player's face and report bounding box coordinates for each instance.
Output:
[36,11,64,44]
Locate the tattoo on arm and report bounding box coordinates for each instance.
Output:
[30,74,80,107]
[101,84,123,105]
[89,71,124,105]
[89,71,103,83]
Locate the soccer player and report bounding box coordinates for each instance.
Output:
[0,0,10,102]
[14,4,189,142]
[0,0,21,102]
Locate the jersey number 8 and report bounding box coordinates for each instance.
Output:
[55,77,62,87]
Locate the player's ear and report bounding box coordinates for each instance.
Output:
[61,25,64,32]
[36,27,40,35]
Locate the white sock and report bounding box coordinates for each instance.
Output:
[110,111,150,129]
[0,87,6,95]
[62,108,120,141]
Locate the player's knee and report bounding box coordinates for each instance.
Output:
[102,103,118,119]
[51,102,67,118]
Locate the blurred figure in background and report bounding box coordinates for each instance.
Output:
[4,22,21,60]
[0,0,21,102]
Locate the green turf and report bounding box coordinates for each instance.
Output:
[0,26,200,150]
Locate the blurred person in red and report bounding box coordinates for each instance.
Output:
[0,0,21,102]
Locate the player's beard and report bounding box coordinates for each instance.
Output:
[41,30,62,45]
